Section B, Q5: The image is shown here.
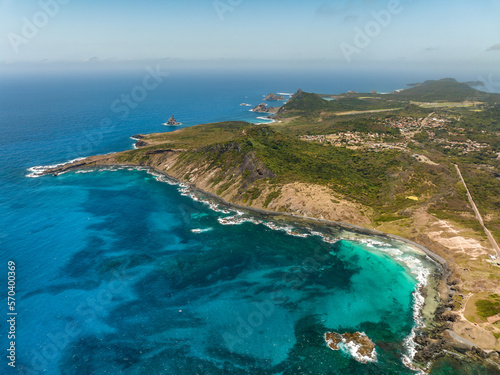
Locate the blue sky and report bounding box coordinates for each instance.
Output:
[1,0,499,70]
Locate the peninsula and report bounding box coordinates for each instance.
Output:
[39,78,500,370]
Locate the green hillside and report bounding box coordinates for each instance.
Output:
[278,89,401,118]
[390,78,500,103]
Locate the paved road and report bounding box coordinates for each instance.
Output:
[455,164,500,258]
[334,108,402,116]
[447,330,477,349]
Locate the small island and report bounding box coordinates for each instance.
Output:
[164,115,181,126]
[324,331,377,364]
[264,93,285,101]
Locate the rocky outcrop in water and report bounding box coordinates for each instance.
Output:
[165,115,181,126]
[324,332,377,364]
[264,93,284,101]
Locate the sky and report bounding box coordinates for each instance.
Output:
[0,0,499,72]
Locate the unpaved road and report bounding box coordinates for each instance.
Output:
[455,164,500,258]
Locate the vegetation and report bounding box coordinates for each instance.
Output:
[452,105,500,133]
[264,191,281,208]
[104,80,500,351]
[386,78,500,103]
[278,89,402,119]
[476,295,500,319]
[116,79,500,243]
[138,121,249,149]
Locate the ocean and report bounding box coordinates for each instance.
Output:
[0,68,497,374]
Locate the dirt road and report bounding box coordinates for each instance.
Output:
[455,164,500,258]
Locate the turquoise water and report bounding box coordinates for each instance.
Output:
[13,169,423,373]
[1,70,497,374]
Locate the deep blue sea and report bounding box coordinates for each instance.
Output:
[1,68,498,374]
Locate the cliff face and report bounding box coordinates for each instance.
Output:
[41,123,373,225]
[251,103,280,114]
[36,86,500,363]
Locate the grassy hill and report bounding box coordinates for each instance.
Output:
[49,81,500,356]
[277,89,401,118]
[388,78,500,103]
[119,122,469,216]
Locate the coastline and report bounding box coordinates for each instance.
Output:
[135,163,500,371]
[9,70,500,374]
[29,158,479,371]
[29,159,450,266]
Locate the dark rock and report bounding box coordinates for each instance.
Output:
[238,152,275,190]
[252,103,267,112]
[414,337,449,362]
[324,331,376,363]
[291,89,304,100]
[264,93,284,101]
[135,140,149,148]
[165,115,181,126]
[450,284,462,292]
[145,149,176,155]
[251,103,280,114]
[441,311,460,322]
[469,346,487,358]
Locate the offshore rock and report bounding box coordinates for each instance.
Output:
[264,93,284,101]
[165,115,181,126]
[324,332,377,364]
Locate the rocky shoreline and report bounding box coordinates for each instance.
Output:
[33,155,500,372]
[251,102,280,114]
[264,93,285,101]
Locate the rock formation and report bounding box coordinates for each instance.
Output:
[165,115,181,126]
[251,103,280,114]
[324,331,377,364]
[264,93,284,101]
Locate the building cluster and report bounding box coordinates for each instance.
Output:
[300,135,327,143]
[385,115,490,155]
[299,132,403,151]
[421,116,449,128]
[434,138,489,153]
[299,114,495,157]
[384,117,422,130]
[384,115,450,132]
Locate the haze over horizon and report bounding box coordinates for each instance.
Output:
[1,0,499,77]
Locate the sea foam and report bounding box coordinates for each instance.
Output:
[26,157,86,178]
